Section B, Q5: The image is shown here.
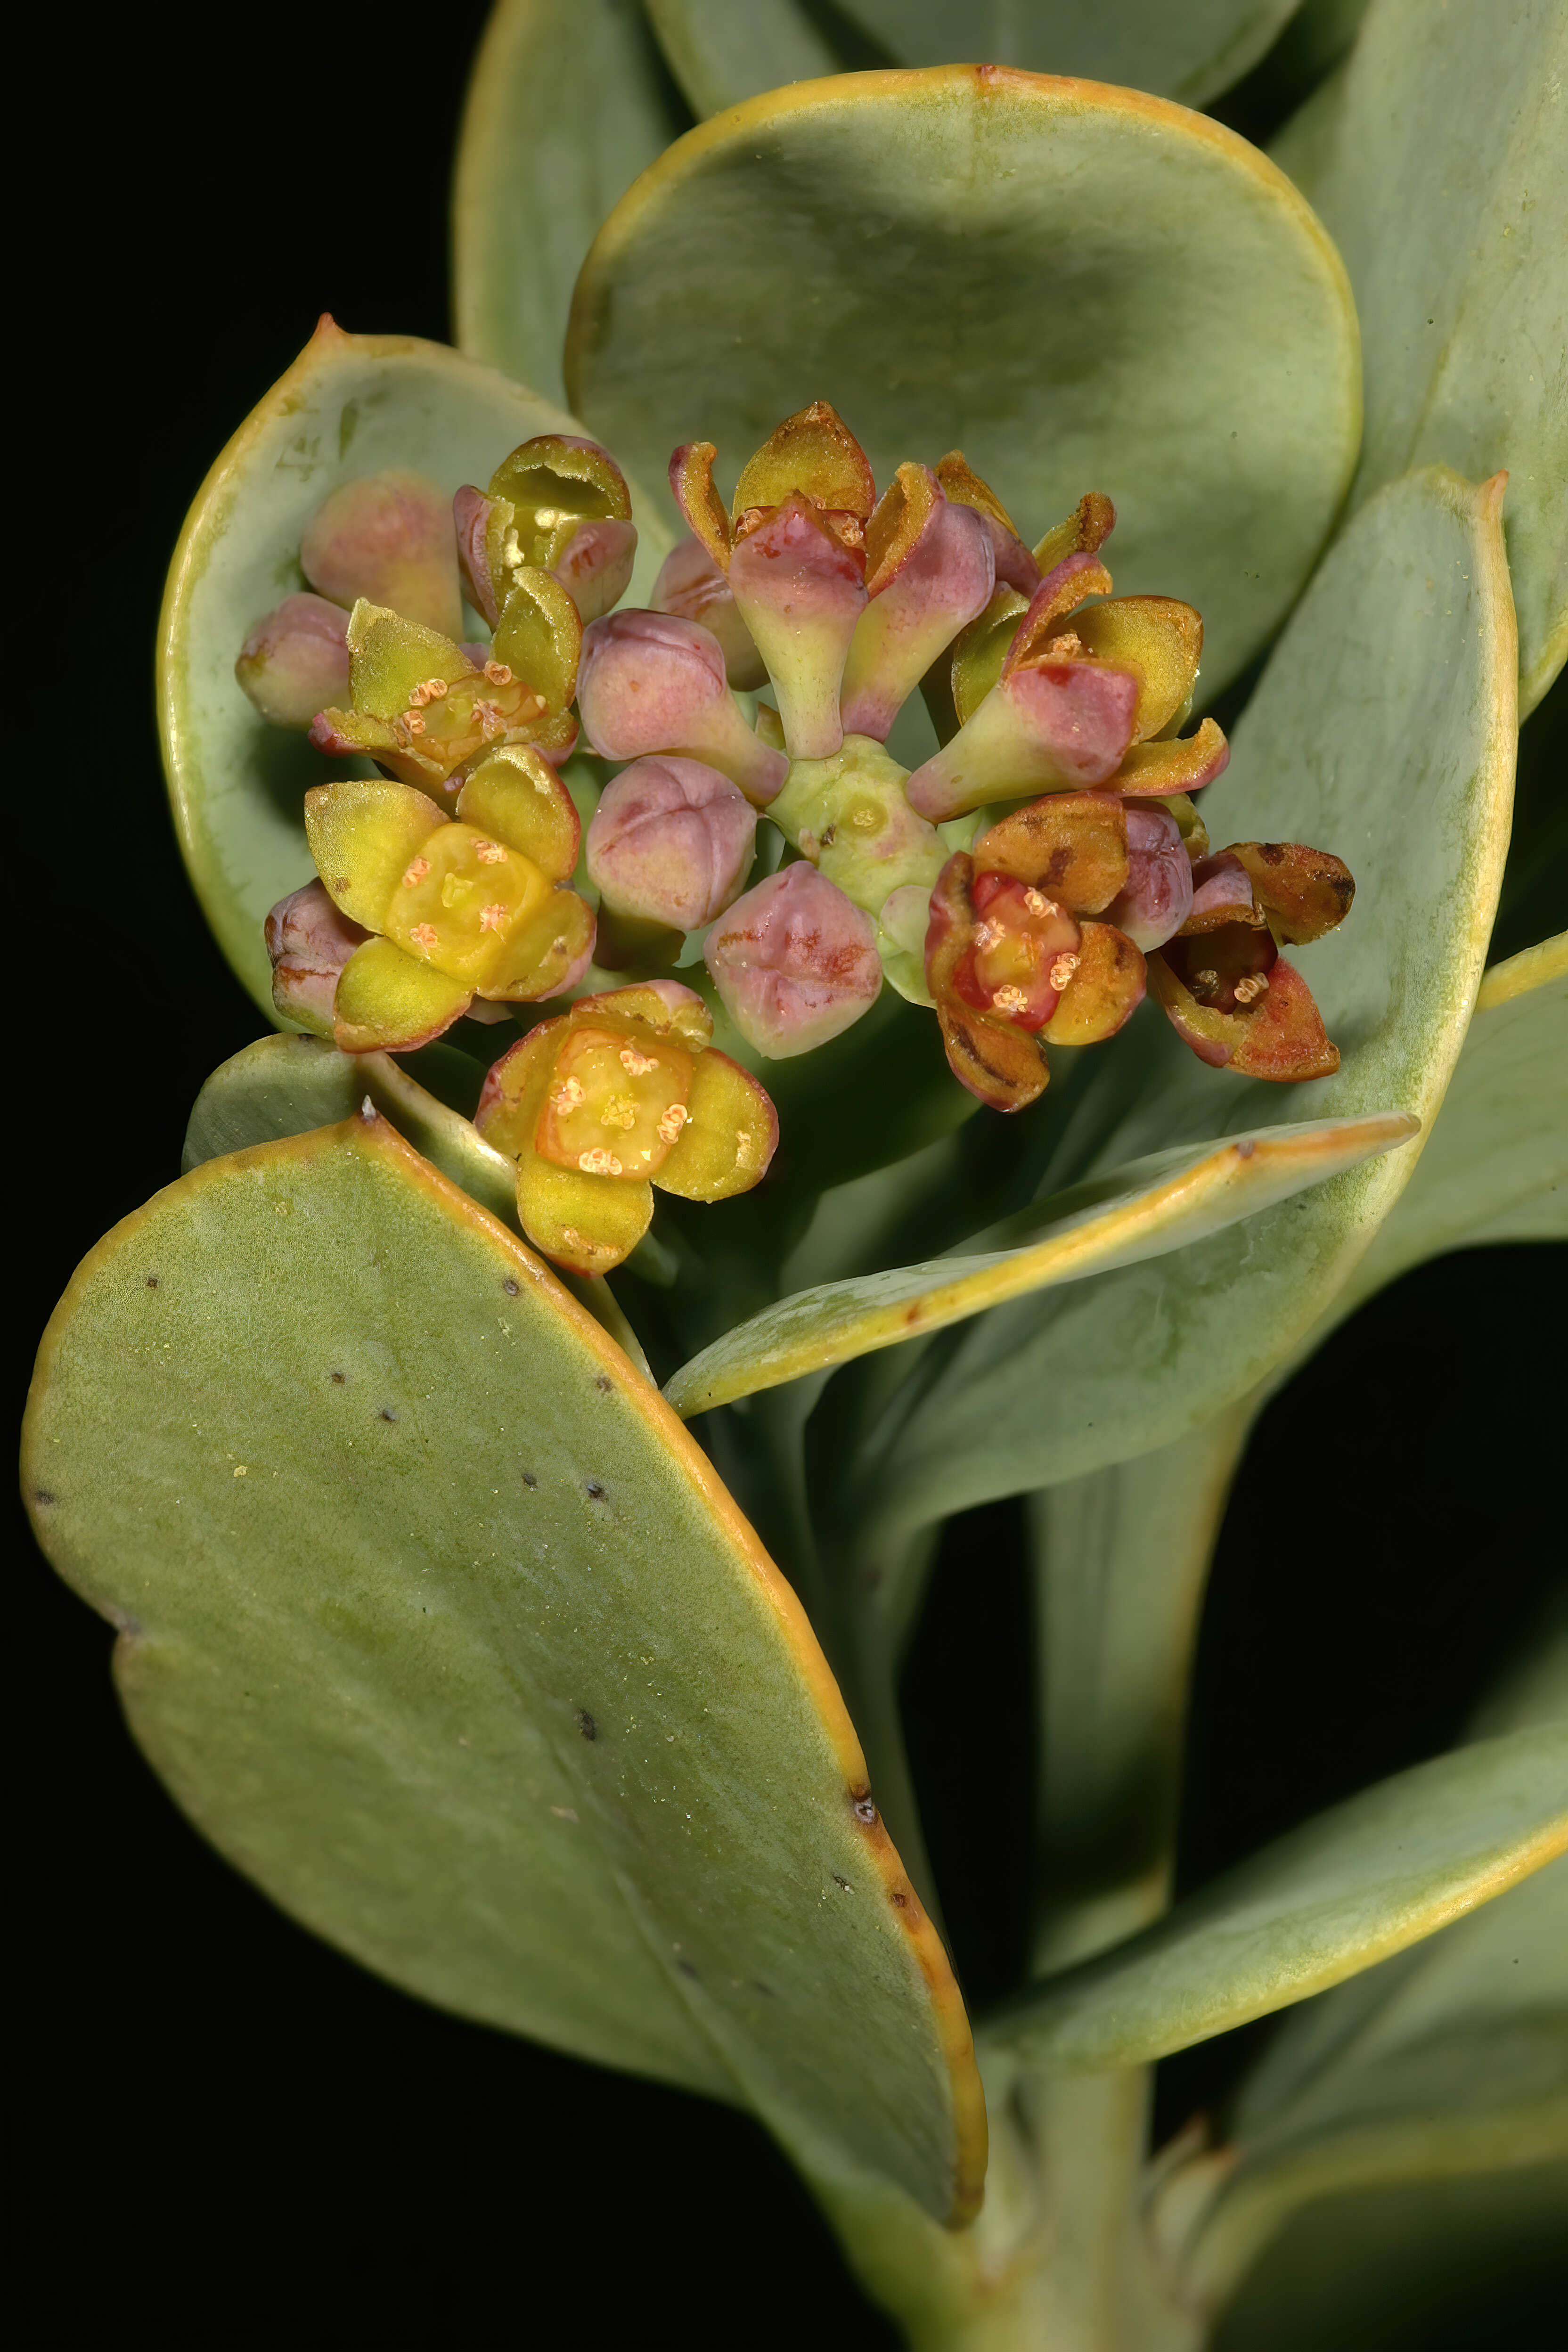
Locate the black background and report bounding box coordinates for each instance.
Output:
[14,6,1565,2345]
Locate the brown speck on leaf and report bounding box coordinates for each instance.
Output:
[890,1886,908,1908]
[576,1708,597,1740]
[1236,1139,1255,1159]
[33,1490,56,1508]
[832,1873,851,1892]
[145,1275,158,1289]
[676,1958,699,1979]
[585,1478,606,1499]
[330,1371,345,1384]
[595,1374,612,1393]
[851,1791,877,1825]
[523,1470,538,1489]
[379,1408,398,1422]
[503,1277,520,1296]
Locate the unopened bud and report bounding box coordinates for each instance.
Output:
[651,533,767,688]
[704,863,882,1057]
[906,656,1140,821]
[264,879,368,1032]
[1102,804,1193,950]
[453,483,499,624]
[577,610,788,804]
[587,756,757,933]
[300,469,463,637]
[839,468,995,741]
[236,594,351,728]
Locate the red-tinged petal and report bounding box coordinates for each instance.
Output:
[669,441,732,571]
[236,594,350,729]
[1227,842,1356,942]
[906,659,1140,820]
[972,790,1130,915]
[576,609,788,804]
[728,495,867,760]
[651,532,767,688]
[587,755,757,931]
[732,402,875,526]
[568,979,713,1049]
[935,451,1040,596]
[936,994,1050,1112]
[656,1050,779,1202]
[1101,803,1193,950]
[264,879,369,1034]
[840,470,995,740]
[956,870,1082,1030]
[1146,953,1234,1068]
[301,469,463,638]
[1228,956,1339,1080]
[474,1017,567,1159]
[1041,922,1146,1046]
[704,863,882,1057]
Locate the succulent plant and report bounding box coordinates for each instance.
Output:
[22,2,1566,2346]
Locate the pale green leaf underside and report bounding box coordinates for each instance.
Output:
[454,0,689,405]
[857,465,1517,1537]
[158,320,669,1017]
[985,1723,1568,2072]
[1162,1642,1568,2311]
[567,66,1361,697]
[663,1112,1416,1418]
[1335,931,1567,1310]
[22,1116,982,2221]
[835,0,1301,110]
[644,0,837,117]
[1274,0,1568,712]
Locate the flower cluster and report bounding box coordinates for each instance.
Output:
[244,401,1356,1269]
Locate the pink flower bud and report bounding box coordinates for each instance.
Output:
[235,594,351,729]
[839,473,995,741]
[651,533,767,689]
[264,879,368,1032]
[551,516,638,621]
[300,469,463,637]
[704,863,882,1058]
[453,484,498,624]
[1101,803,1193,950]
[577,609,788,804]
[727,497,867,760]
[587,756,757,932]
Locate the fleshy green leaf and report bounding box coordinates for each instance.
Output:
[22,1112,984,2222]
[852,465,1517,1540]
[832,0,1301,109]
[663,1113,1416,1418]
[454,0,689,405]
[1154,1630,1568,2318]
[181,1032,653,1376]
[1339,932,1568,1303]
[644,0,836,115]
[566,66,1361,696]
[159,318,668,1016]
[1273,0,1568,712]
[983,1723,1568,2072]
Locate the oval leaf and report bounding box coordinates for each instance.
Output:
[664,1112,1416,1417]
[566,67,1361,697]
[159,318,667,1016]
[833,0,1302,109]
[22,1112,984,2221]
[455,0,690,404]
[984,1723,1568,2071]
[1274,0,1568,711]
[856,466,1517,1537]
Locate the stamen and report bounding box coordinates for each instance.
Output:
[657,1103,688,1143]
[402,857,430,886]
[578,1148,622,1175]
[620,1045,660,1077]
[408,923,439,954]
[1049,953,1079,990]
[479,903,509,933]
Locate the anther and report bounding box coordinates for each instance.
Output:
[402,857,430,886]
[578,1148,623,1175]
[1049,953,1079,990]
[619,1045,659,1076]
[484,660,514,686]
[409,923,439,954]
